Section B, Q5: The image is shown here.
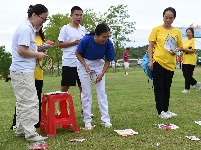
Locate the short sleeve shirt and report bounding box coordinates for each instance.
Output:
[182,38,196,65]
[77,35,114,61]
[123,51,129,62]
[10,20,37,72]
[58,24,87,67]
[148,25,183,71]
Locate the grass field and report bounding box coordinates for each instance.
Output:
[1,67,201,150]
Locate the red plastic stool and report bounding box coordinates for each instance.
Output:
[40,93,79,136]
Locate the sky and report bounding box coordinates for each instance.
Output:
[1,0,201,53]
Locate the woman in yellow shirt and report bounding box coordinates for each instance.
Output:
[34,27,46,128]
[148,7,182,119]
[180,28,201,94]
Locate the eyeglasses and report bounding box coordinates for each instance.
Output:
[37,15,48,22]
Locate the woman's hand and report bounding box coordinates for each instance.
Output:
[96,73,104,83]
[170,49,177,55]
[148,61,153,71]
[84,64,90,74]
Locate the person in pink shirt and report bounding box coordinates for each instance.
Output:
[123,47,130,75]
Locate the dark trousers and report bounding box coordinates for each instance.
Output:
[153,62,174,115]
[35,80,43,128]
[182,64,197,89]
[5,77,11,82]
[11,80,43,129]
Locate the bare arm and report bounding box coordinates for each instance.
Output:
[148,41,154,62]
[17,45,45,60]
[58,40,80,48]
[181,47,196,53]
[147,41,155,70]
[75,50,87,67]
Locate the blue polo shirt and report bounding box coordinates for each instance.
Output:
[77,34,114,61]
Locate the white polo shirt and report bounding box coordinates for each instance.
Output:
[10,20,37,72]
[58,24,87,67]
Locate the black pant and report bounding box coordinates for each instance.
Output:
[182,64,197,89]
[35,80,43,128]
[11,80,43,129]
[153,62,174,115]
[5,77,11,82]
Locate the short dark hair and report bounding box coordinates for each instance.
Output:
[163,7,176,18]
[27,4,48,18]
[186,27,194,38]
[89,23,110,36]
[126,47,130,50]
[38,27,45,42]
[71,6,83,14]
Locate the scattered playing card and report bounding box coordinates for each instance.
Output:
[70,138,85,142]
[27,141,48,149]
[45,91,68,95]
[195,121,201,125]
[186,136,200,141]
[114,129,138,136]
[157,123,179,130]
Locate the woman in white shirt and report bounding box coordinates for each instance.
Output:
[10,4,48,142]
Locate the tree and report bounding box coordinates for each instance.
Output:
[0,46,12,79]
[101,4,136,72]
[44,13,71,76]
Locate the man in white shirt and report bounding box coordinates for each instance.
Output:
[58,6,94,117]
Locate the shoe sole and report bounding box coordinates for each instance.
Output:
[26,137,48,142]
[16,135,25,138]
[101,123,112,128]
[159,116,171,119]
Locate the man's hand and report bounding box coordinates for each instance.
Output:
[74,40,80,45]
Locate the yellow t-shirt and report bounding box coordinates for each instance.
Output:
[149,25,183,71]
[34,35,44,80]
[182,38,196,65]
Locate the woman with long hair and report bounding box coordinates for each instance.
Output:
[180,28,201,93]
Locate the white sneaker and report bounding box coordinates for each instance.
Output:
[26,133,48,142]
[85,123,93,129]
[125,72,128,75]
[101,122,112,128]
[12,126,17,131]
[196,82,201,92]
[166,111,177,117]
[182,89,190,94]
[159,111,171,119]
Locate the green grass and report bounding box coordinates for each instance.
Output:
[1,67,201,150]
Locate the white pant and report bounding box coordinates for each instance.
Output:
[10,71,39,138]
[77,59,110,123]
